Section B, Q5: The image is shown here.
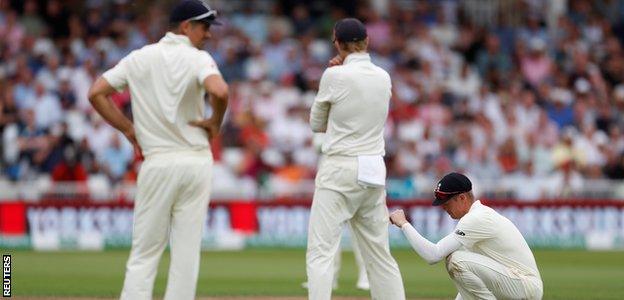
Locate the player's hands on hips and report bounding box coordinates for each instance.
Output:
[189,118,221,141]
[389,209,408,228]
[123,127,143,160]
[328,55,343,67]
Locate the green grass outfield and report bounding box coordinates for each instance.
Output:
[6,249,624,299]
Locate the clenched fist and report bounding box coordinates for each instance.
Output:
[389,209,408,228]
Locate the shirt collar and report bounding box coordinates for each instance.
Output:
[343,52,370,65]
[469,200,482,212]
[161,32,193,47]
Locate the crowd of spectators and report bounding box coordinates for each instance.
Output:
[2,0,624,201]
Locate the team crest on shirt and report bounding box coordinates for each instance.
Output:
[455,229,466,236]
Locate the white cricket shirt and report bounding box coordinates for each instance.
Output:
[102,32,221,156]
[310,52,391,156]
[453,200,541,278]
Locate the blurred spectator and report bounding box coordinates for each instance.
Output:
[85,113,114,159]
[517,13,549,46]
[262,27,292,81]
[0,85,18,131]
[497,137,520,174]
[9,109,49,179]
[231,4,268,45]
[476,34,512,80]
[267,105,310,153]
[546,88,575,128]
[31,82,62,130]
[520,38,553,87]
[548,160,584,198]
[51,145,87,182]
[604,152,624,180]
[273,152,310,184]
[57,77,77,109]
[220,46,245,82]
[552,127,583,168]
[98,133,132,183]
[20,0,45,37]
[36,54,63,91]
[446,61,481,98]
[13,67,36,109]
[43,0,69,39]
[70,58,97,112]
[508,161,546,201]
[363,7,391,50]
[0,10,24,55]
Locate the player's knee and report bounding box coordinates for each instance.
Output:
[445,251,470,278]
[306,245,331,265]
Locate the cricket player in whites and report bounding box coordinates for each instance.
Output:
[302,134,370,291]
[88,1,228,299]
[307,18,405,300]
[390,173,543,300]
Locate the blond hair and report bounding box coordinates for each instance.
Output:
[338,39,368,53]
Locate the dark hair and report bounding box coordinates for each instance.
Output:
[168,20,209,32]
[168,21,182,31]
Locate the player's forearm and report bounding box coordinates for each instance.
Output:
[310,101,329,132]
[401,224,461,264]
[209,94,228,126]
[88,93,134,135]
[204,74,229,126]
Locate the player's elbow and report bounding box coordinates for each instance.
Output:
[87,85,100,104]
[420,251,444,265]
[212,84,229,101]
[424,257,441,265]
[88,78,108,104]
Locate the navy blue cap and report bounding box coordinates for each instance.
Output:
[334,18,367,43]
[432,172,472,206]
[170,0,221,25]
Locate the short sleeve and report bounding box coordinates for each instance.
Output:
[102,57,130,92]
[197,51,222,84]
[315,68,338,104]
[453,212,496,248]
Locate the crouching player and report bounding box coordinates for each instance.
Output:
[390,172,543,300]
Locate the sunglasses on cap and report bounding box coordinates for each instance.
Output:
[188,9,217,21]
[433,188,469,206]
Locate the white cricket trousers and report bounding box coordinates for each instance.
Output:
[120,150,213,300]
[330,224,369,287]
[446,251,543,300]
[306,155,405,300]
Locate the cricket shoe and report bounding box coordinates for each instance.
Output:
[356,279,370,290]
